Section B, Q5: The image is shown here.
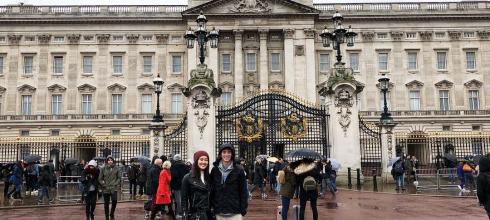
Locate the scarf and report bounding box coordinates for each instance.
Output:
[218,161,234,184]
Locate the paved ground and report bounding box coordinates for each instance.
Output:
[0,190,487,220]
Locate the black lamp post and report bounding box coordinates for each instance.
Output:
[152,74,164,123]
[320,11,357,64]
[378,75,393,124]
[184,11,220,65]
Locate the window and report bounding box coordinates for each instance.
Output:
[172,55,182,73]
[53,56,64,74]
[111,129,121,136]
[113,35,123,41]
[469,90,480,110]
[113,56,123,74]
[407,52,417,70]
[141,94,152,113]
[377,33,387,39]
[171,93,183,114]
[143,56,152,73]
[442,125,451,131]
[142,35,153,41]
[83,56,93,74]
[439,90,450,111]
[436,52,447,70]
[435,32,445,38]
[21,95,32,115]
[466,51,476,70]
[24,56,33,75]
[463,32,475,38]
[81,94,92,114]
[270,53,281,71]
[53,36,64,42]
[472,125,481,131]
[409,90,421,111]
[245,53,256,72]
[51,95,62,115]
[380,91,391,109]
[221,54,231,72]
[220,92,232,106]
[319,53,330,73]
[24,36,35,42]
[142,129,151,135]
[0,36,5,42]
[83,35,94,41]
[378,53,389,71]
[111,94,123,114]
[20,130,30,137]
[406,33,417,39]
[349,53,359,72]
[50,129,60,136]
[170,35,182,43]
[0,56,3,74]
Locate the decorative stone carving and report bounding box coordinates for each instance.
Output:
[47,84,67,93]
[236,110,264,143]
[230,0,271,13]
[97,34,111,44]
[155,34,169,44]
[258,29,268,40]
[390,32,404,41]
[126,34,139,44]
[17,84,36,94]
[464,79,483,89]
[37,34,51,44]
[137,83,154,93]
[67,34,81,44]
[195,109,209,139]
[283,29,295,39]
[419,31,433,41]
[304,28,316,39]
[187,64,216,90]
[361,32,375,42]
[233,29,244,40]
[7,35,22,45]
[269,81,284,90]
[448,31,461,40]
[192,90,210,108]
[335,89,353,136]
[405,80,424,89]
[107,83,127,93]
[0,86,5,93]
[281,112,308,142]
[387,132,393,160]
[77,84,96,93]
[477,31,490,40]
[295,45,304,56]
[434,80,454,89]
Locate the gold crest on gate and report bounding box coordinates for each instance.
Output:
[281,112,308,142]
[236,111,264,143]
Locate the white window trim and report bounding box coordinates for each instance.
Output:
[142,55,153,75]
[51,94,63,115]
[81,94,93,114]
[111,54,124,76]
[464,50,477,72]
[141,94,153,114]
[439,90,450,111]
[220,53,232,74]
[377,51,390,73]
[409,90,421,111]
[22,54,36,76]
[435,51,448,72]
[348,52,360,73]
[245,52,257,72]
[171,54,183,74]
[52,55,65,75]
[406,51,419,72]
[270,52,282,73]
[318,52,331,74]
[111,94,123,114]
[82,55,94,75]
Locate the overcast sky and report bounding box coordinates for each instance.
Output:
[1,0,481,6]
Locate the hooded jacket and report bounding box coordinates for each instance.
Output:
[81,166,100,193]
[98,164,121,193]
[209,144,248,216]
[477,157,490,208]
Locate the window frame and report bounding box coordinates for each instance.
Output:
[111,94,123,114]
[81,94,92,114]
[82,55,93,74]
[0,56,4,75]
[465,51,477,70]
[349,52,360,72]
[171,55,182,74]
[51,94,62,115]
[436,51,447,71]
[21,95,32,115]
[378,52,389,71]
[439,90,450,111]
[112,55,123,75]
[270,52,281,72]
[469,90,480,110]
[407,52,418,71]
[52,55,64,75]
[245,52,257,72]
[170,93,183,114]
[221,53,232,73]
[23,55,34,75]
[409,90,421,111]
[141,94,152,114]
[319,53,330,73]
[143,55,153,74]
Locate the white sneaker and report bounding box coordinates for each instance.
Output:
[25,191,30,196]
[457,185,462,190]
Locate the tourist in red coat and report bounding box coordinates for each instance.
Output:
[151,160,176,220]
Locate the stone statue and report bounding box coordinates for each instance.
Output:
[231,0,270,13]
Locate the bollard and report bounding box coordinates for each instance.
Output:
[347,167,352,189]
[356,168,361,190]
[372,169,378,192]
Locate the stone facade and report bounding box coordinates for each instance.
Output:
[0,1,489,137]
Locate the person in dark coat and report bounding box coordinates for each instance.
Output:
[477,155,490,218]
[181,151,212,220]
[278,164,296,220]
[249,159,266,200]
[170,154,190,217]
[210,143,248,220]
[7,161,24,199]
[2,163,14,199]
[81,160,100,220]
[293,159,321,220]
[145,158,163,219]
[127,159,139,199]
[37,164,53,204]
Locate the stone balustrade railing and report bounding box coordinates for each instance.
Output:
[0,113,185,121]
[314,1,489,12]
[359,110,490,117]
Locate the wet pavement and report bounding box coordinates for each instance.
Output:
[0,190,487,220]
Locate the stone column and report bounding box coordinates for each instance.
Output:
[259,29,269,91]
[187,44,197,80]
[149,122,166,159]
[234,30,244,100]
[304,28,316,102]
[379,122,397,182]
[284,29,295,93]
[208,42,219,86]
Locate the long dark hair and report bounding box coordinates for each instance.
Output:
[193,156,210,182]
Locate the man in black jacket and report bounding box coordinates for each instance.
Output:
[170,154,189,217]
[210,143,248,220]
[477,155,490,218]
[145,158,162,218]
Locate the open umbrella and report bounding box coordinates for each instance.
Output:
[24,154,42,163]
[328,158,342,171]
[267,157,279,163]
[64,158,78,165]
[387,156,401,167]
[473,154,483,165]
[256,155,269,161]
[93,156,106,162]
[287,149,324,161]
[443,153,457,166]
[131,155,151,168]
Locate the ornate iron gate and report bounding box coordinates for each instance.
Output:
[216,91,329,164]
[163,117,188,161]
[359,117,382,175]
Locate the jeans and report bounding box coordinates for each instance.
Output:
[103,192,118,219]
[395,175,404,189]
[86,191,97,219]
[299,190,318,220]
[38,186,50,202]
[448,169,456,183]
[172,189,182,215]
[138,182,146,195]
[281,196,291,220]
[129,180,137,196]
[3,180,11,197]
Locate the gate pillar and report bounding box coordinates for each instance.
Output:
[183,64,220,163]
[149,122,166,159]
[320,63,364,173]
[379,123,397,182]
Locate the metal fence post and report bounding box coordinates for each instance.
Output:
[356,168,361,190]
[372,169,378,192]
[436,169,441,190]
[347,167,352,189]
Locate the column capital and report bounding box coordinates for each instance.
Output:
[303,28,316,39]
[259,29,269,40]
[283,29,295,39]
[233,29,244,40]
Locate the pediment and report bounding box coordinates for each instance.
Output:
[77,84,96,93]
[464,79,483,89]
[47,84,67,93]
[434,80,453,89]
[405,80,424,89]
[137,83,154,92]
[107,83,127,93]
[17,84,36,93]
[218,81,235,89]
[167,83,186,89]
[183,0,319,16]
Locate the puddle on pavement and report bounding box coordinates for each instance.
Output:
[325,202,339,209]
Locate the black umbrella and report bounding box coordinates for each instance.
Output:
[24,154,42,163]
[473,155,483,165]
[64,158,78,165]
[93,156,106,161]
[131,156,151,168]
[443,153,457,165]
[287,149,324,161]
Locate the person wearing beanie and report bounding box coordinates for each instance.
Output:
[210,143,249,220]
[81,160,100,220]
[477,155,490,218]
[98,156,121,220]
[181,151,212,220]
[170,153,189,218]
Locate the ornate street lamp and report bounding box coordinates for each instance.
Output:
[320,11,357,64]
[184,11,220,65]
[378,75,393,124]
[152,74,164,123]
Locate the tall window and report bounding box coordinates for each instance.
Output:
[171,94,183,114]
[21,95,32,115]
[222,54,231,72]
[172,55,182,73]
[469,90,480,110]
[439,90,450,111]
[0,56,3,74]
[409,90,421,111]
[143,56,152,73]
[319,53,330,72]
[53,56,64,74]
[349,53,359,72]
[407,52,417,70]
[24,56,33,75]
[245,53,256,72]
[81,94,92,114]
[111,94,123,114]
[83,56,93,74]
[220,92,232,106]
[378,53,389,71]
[436,52,447,70]
[51,95,62,115]
[112,56,123,74]
[141,94,152,113]
[466,51,476,70]
[270,53,281,71]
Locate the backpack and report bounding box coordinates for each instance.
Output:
[393,161,404,175]
[128,165,138,181]
[302,176,317,191]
